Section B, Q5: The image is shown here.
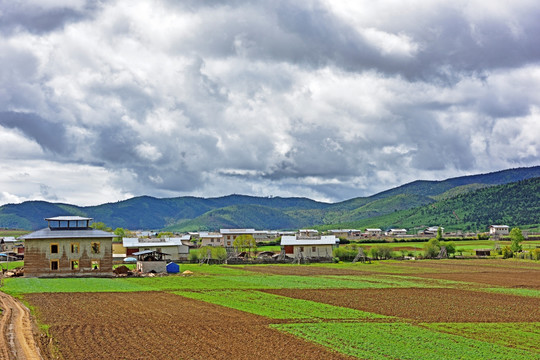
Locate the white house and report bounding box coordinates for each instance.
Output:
[122,237,189,261]
[423,226,444,236]
[220,229,255,246]
[280,235,338,259]
[199,232,224,247]
[386,229,407,236]
[489,225,509,235]
[365,228,383,236]
[298,229,319,237]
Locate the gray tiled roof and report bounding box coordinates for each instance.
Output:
[20,228,116,240]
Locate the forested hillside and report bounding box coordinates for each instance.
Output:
[320,177,540,233]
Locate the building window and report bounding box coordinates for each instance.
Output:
[312,247,316,252]
[91,242,100,254]
[91,260,100,270]
[50,260,59,270]
[71,243,79,253]
[50,243,59,254]
[300,246,304,252]
[71,260,79,270]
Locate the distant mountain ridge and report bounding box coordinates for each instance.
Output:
[0,165,538,231]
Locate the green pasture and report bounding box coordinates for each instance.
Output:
[3,261,540,297]
[352,239,540,256]
[272,322,538,360]
[0,260,24,270]
[425,322,540,353]
[0,272,395,295]
[175,290,387,320]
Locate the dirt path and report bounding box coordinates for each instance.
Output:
[0,291,43,360]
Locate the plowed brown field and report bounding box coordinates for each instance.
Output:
[264,288,540,323]
[416,271,540,288]
[391,259,540,273]
[25,292,352,360]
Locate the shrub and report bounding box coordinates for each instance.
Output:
[211,247,228,262]
[501,246,513,259]
[339,237,351,244]
[423,238,441,258]
[369,245,394,260]
[188,249,200,262]
[442,241,456,257]
[333,247,357,261]
[531,248,540,261]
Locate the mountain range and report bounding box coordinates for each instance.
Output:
[0,166,539,232]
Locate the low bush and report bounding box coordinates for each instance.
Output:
[501,246,513,259]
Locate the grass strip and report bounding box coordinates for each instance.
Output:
[272,322,538,360]
[425,322,540,353]
[174,290,387,320]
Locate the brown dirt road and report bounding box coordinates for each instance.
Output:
[0,291,43,360]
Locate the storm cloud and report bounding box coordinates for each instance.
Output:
[0,0,539,206]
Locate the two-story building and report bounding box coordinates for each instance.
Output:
[489,225,509,236]
[20,216,115,277]
[280,235,338,259]
[220,229,255,247]
[122,237,189,261]
[199,232,224,247]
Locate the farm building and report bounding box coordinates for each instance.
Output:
[0,237,24,259]
[20,216,115,278]
[199,232,224,247]
[299,229,319,237]
[386,229,407,236]
[489,225,509,235]
[220,229,255,247]
[365,228,383,236]
[422,226,444,236]
[133,250,169,273]
[280,235,338,259]
[122,237,189,261]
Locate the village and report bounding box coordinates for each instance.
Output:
[0,215,526,278]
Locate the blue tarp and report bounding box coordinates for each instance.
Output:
[166,262,180,273]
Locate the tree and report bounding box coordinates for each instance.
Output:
[423,238,441,258]
[158,231,174,238]
[509,227,524,253]
[436,227,443,242]
[442,241,456,257]
[113,227,132,241]
[212,247,228,262]
[233,235,257,258]
[91,222,112,232]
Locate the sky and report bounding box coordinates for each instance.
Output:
[1,0,539,206]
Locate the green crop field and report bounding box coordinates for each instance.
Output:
[271,322,537,360]
[1,259,539,359]
[175,289,388,320]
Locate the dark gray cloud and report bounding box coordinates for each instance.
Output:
[0,0,539,206]
[0,1,99,34]
[0,111,71,154]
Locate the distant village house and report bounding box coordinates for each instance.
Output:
[280,235,338,259]
[122,237,189,261]
[489,225,509,236]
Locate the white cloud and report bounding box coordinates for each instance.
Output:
[0,0,539,206]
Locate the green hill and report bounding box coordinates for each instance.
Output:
[319,177,540,233]
[1,165,538,231]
